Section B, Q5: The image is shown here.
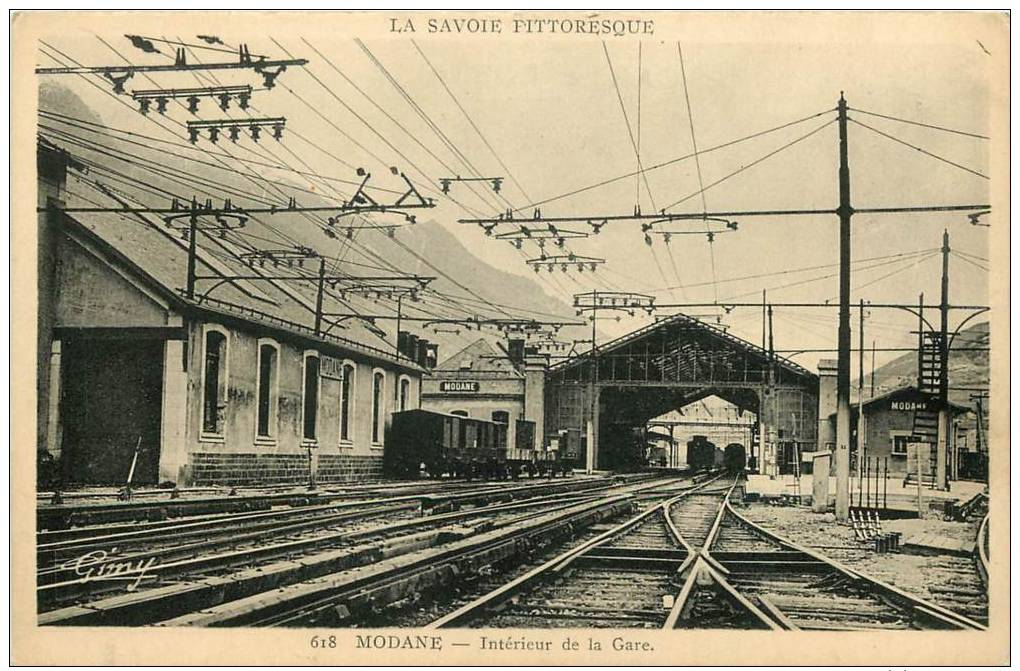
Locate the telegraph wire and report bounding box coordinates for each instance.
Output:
[849,118,989,180]
[409,38,534,204]
[677,42,718,303]
[500,107,835,215]
[849,106,990,141]
[665,117,837,210]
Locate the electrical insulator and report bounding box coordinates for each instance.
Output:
[186,96,199,114]
[218,93,231,111]
[250,125,262,142]
[138,99,151,115]
[228,126,241,143]
[208,127,220,143]
[272,124,284,141]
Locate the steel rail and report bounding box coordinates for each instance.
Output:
[717,499,986,630]
[975,513,990,589]
[428,473,725,628]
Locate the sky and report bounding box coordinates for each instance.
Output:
[33,12,997,375]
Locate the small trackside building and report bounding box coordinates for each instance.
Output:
[419,337,548,457]
[36,140,424,488]
[827,385,970,479]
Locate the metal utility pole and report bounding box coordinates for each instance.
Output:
[759,290,767,474]
[835,93,853,522]
[185,212,198,300]
[313,257,326,336]
[394,294,403,357]
[858,299,867,493]
[586,290,598,474]
[937,229,951,490]
[767,303,776,479]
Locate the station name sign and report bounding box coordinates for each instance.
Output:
[439,380,479,393]
[890,400,931,412]
[320,355,345,381]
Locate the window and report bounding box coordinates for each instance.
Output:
[371,370,385,444]
[302,352,320,441]
[451,409,469,417]
[202,327,229,436]
[398,376,411,412]
[492,411,509,449]
[892,435,910,456]
[255,341,279,440]
[339,362,355,443]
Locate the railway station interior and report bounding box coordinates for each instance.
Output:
[24,22,995,641]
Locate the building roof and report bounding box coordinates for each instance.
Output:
[852,385,970,414]
[431,338,524,378]
[550,311,817,387]
[52,169,424,374]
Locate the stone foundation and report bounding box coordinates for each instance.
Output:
[186,451,383,486]
[317,452,384,483]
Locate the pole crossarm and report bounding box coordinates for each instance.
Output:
[459,204,991,228]
[35,57,309,76]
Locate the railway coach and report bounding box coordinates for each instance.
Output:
[383,409,573,479]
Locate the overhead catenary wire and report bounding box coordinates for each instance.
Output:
[40,42,529,328]
[676,41,718,303]
[665,117,837,210]
[849,106,990,141]
[498,107,835,216]
[849,118,989,180]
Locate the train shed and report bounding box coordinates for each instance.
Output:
[544,313,819,473]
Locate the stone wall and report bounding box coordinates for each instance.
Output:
[185,451,384,485]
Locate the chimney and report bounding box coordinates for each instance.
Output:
[397,331,411,359]
[425,342,439,369]
[507,338,526,367]
[404,332,419,361]
[415,339,430,367]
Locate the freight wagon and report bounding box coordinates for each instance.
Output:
[383,409,574,480]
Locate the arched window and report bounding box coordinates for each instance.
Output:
[451,409,469,417]
[491,410,509,424]
[339,362,355,443]
[398,376,411,412]
[255,340,279,440]
[201,327,229,436]
[302,352,320,441]
[371,370,385,444]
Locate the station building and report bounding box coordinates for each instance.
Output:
[37,140,424,488]
[828,385,970,480]
[420,337,548,457]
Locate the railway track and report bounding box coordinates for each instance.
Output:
[431,475,987,631]
[39,473,697,624]
[428,475,733,629]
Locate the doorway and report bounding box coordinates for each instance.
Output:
[60,337,164,485]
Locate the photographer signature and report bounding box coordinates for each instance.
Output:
[61,549,159,592]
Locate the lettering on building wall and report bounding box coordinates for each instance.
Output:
[890,400,930,412]
[321,355,344,380]
[439,380,479,393]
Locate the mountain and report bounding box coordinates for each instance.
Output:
[38,83,586,360]
[861,321,989,408]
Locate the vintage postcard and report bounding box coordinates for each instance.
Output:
[10,9,1009,666]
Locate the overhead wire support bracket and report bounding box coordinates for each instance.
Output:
[131,84,253,115]
[35,54,309,79]
[187,116,286,144]
[493,225,590,249]
[458,204,990,227]
[527,253,605,273]
[439,175,504,194]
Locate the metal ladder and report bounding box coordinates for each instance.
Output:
[910,331,942,489]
